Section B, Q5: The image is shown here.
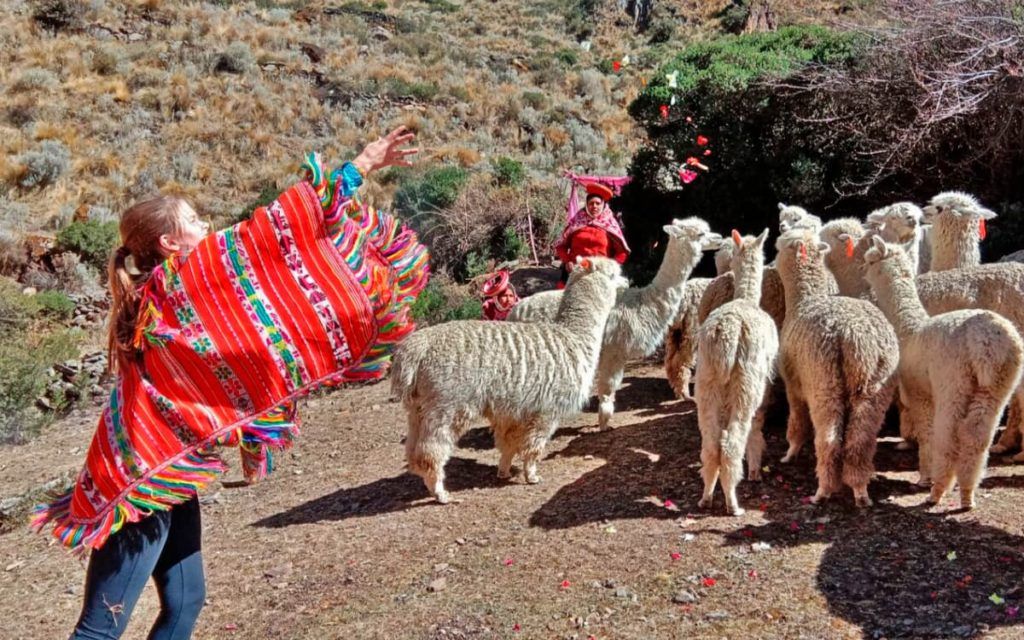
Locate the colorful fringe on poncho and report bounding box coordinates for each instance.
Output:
[32,154,429,552]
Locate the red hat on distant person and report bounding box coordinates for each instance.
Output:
[583,182,614,202]
[481,270,511,298]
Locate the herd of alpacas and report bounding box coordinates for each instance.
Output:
[391,191,1024,514]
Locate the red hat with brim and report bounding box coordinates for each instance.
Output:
[481,270,511,298]
[583,182,614,202]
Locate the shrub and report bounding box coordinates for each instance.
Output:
[491,157,525,187]
[90,45,125,75]
[0,276,40,334]
[231,183,280,225]
[31,0,83,34]
[717,1,750,34]
[521,91,548,110]
[647,18,674,44]
[0,229,26,276]
[10,68,59,93]
[56,219,119,270]
[422,0,460,14]
[35,290,75,320]
[554,48,578,66]
[381,77,439,101]
[214,42,255,74]
[16,140,71,189]
[0,329,77,444]
[411,279,481,325]
[394,166,468,218]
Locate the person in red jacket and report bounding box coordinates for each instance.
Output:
[554,182,630,287]
[481,269,519,320]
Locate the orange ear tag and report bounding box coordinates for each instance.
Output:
[731,229,742,246]
[799,243,808,264]
[845,237,855,258]
[580,258,592,270]
[979,218,987,240]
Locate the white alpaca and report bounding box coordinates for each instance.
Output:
[508,218,723,430]
[778,203,822,234]
[863,237,1023,509]
[872,202,926,274]
[775,229,898,507]
[392,257,626,503]
[696,229,779,515]
[923,191,996,272]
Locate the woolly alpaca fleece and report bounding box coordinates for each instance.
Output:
[873,202,926,275]
[392,257,625,503]
[664,277,712,400]
[775,228,898,506]
[509,218,723,430]
[863,237,1023,509]
[819,217,867,298]
[922,191,997,272]
[696,229,778,515]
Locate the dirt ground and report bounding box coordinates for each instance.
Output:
[3,362,1024,639]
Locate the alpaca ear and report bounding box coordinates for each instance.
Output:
[731,229,742,247]
[777,202,786,212]
[871,234,887,255]
[977,207,998,220]
[816,241,830,255]
[755,228,769,246]
[662,224,682,239]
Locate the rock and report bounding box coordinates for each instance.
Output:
[427,577,447,592]
[357,45,369,56]
[433,563,449,572]
[21,286,37,296]
[602,578,617,589]
[672,590,698,604]
[128,32,145,42]
[614,587,631,598]
[455,537,467,545]
[706,611,730,621]
[369,26,392,41]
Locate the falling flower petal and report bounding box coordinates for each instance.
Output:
[696,135,709,146]
[748,570,759,579]
[702,577,717,587]
[560,580,572,589]
[667,70,679,88]
[679,167,698,184]
[612,60,621,72]
[991,593,1006,605]
[947,551,957,561]
[224,624,239,631]
[686,116,693,123]
[663,499,677,510]
[670,551,682,561]
[504,558,515,566]
[704,149,712,156]
[513,623,521,632]
[622,54,631,65]
[660,105,669,120]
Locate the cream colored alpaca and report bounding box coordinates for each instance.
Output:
[696,229,778,515]
[819,217,867,297]
[664,277,713,400]
[664,246,734,399]
[873,202,926,274]
[775,229,898,506]
[923,191,996,272]
[863,237,1023,509]
[778,203,822,234]
[392,257,625,503]
[509,218,723,430]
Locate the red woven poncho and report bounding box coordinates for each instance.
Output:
[32,155,429,551]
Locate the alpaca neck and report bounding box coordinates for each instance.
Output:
[732,256,763,303]
[931,217,980,271]
[555,275,614,346]
[781,260,830,310]
[651,239,699,295]
[903,230,921,274]
[871,268,927,339]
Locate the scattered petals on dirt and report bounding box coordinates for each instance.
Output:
[947,550,958,561]
[560,580,571,589]
[702,577,717,587]
[670,551,682,561]
[503,558,515,567]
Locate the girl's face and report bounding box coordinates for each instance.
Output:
[497,289,516,306]
[585,196,604,218]
[160,203,210,257]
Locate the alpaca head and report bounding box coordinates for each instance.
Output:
[862,235,915,288]
[922,191,996,226]
[870,202,924,244]
[574,255,628,290]
[662,217,724,257]
[728,228,769,272]
[778,203,822,234]
[774,228,830,276]
[819,218,865,263]
[714,243,734,275]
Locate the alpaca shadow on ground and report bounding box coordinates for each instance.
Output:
[456,423,591,452]
[251,457,503,528]
[609,375,676,412]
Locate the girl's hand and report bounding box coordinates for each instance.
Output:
[351,126,418,176]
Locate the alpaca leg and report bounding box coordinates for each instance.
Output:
[597,365,624,431]
[697,440,721,510]
[808,401,844,503]
[746,385,771,481]
[1003,391,1024,459]
[781,388,812,464]
[956,396,1003,509]
[895,388,915,450]
[406,407,457,504]
[665,330,687,400]
[721,414,754,516]
[841,389,892,508]
[492,418,515,480]
[927,399,966,506]
[521,417,558,484]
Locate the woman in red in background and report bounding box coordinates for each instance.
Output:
[481,270,519,320]
[554,182,630,288]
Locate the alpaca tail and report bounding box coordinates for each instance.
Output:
[390,335,426,401]
[697,319,740,386]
